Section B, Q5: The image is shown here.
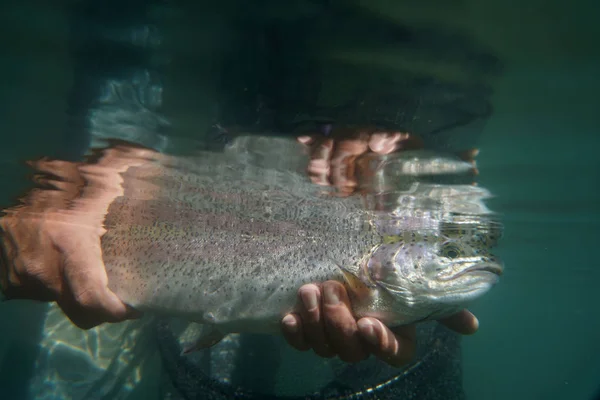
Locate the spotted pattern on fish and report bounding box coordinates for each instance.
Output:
[96,138,502,334]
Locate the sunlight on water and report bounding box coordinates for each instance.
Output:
[29,304,154,400]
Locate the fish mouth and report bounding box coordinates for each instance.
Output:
[453,263,504,279]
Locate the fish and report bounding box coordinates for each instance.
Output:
[27,136,505,351]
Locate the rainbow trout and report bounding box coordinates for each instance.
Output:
[68,136,504,349]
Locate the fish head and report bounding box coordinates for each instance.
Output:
[361,226,503,323]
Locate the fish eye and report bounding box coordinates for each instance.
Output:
[441,244,462,259]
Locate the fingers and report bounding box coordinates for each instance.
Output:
[282,283,480,368]
[357,318,416,368]
[299,129,421,196]
[439,309,479,335]
[57,231,136,329]
[281,313,310,351]
[329,139,368,195]
[368,132,405,154]
[297,284,335,357]
[305,139,334,187]
[284,282,408,366]
[284,282,368,362]
[58,268,138,330]
[321,281,368,363]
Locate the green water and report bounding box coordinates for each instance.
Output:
[0,1,599,399]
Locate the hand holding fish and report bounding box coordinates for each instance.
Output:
[298,127,423,195]
[286,128,482,365]
[0,212,477,367]
[0,159,137,329]
[0,133,500,369]
[281,282,478,366]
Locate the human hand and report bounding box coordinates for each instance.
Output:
[0,150,145,329]
[281,281,478,367]
[297,127,479,197]
[298,127,423,196]
[287,128,477,366]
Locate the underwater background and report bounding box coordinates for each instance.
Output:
[0,1,599,399]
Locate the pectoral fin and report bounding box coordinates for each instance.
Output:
[180,323,226,355]
[330,257,376,298]
[340,269,373,295]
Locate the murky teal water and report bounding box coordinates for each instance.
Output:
[0,1,599,399]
